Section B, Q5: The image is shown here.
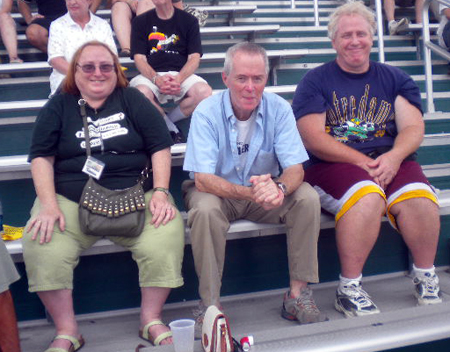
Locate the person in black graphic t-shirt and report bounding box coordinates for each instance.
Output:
[130,0,211,140]
[17,0,67,52]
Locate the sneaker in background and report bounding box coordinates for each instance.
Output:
[335,280,380,317]
[184,5,208,27]
[281,287,327,324]
[388,17,409,35]
[413,272,442,306]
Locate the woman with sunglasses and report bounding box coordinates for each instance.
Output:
[23,41,184,352]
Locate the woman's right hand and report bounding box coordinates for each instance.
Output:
[27,204,66,244]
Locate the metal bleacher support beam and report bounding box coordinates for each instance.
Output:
[11,5,258,26]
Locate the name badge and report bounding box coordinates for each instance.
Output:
[82,156,105,180]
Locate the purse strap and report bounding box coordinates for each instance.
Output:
[77,97,148,184]
[78,99,91,158]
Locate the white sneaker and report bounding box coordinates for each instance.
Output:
[335,280,380,317]
[388,18,409,35]
[413,272,442,306]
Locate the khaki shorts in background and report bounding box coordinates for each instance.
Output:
[130,72,207,104]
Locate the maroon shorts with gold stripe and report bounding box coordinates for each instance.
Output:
[304,161,438,228]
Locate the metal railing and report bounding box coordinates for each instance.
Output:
[423,0,450,113]
[305,0,386,61]
[374,0,386,62]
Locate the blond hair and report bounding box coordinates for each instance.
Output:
[328,1,377,40]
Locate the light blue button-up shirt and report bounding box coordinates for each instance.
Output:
[183,90,309,186]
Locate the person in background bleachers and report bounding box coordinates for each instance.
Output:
[0,240,21,352]
[138,0,207,27]
[0,0,23,63]
[130,0,212,142]
[294,1,442,318]
[109,0,170,58]
[183,42,325,336]
[436,2,450,74]
[384,0,425,35]
[48,0,117,96]
[111,0,206,59]
[17,0,67,52]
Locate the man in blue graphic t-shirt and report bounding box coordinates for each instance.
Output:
[293,1,442,318]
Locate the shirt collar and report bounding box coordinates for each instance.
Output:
[223,89,264,122]
[67,11,94,28]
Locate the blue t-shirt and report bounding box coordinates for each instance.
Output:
[292,60,422,165]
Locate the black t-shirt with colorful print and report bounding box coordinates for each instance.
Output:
[29,87,173,202]
[130,8,202,72]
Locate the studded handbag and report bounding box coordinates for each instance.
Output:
[77,98,147,237]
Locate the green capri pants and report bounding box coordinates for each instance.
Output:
[23,191,185,292]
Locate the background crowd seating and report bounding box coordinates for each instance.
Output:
[1,0,450,351]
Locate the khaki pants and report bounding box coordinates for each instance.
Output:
[182,180,321,307]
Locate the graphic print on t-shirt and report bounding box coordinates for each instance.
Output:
[148,28,179,55]
[75,112,129,149]
[326,84,394,144]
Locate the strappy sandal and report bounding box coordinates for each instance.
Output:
[139,320,173,346]
[45,335,85,352]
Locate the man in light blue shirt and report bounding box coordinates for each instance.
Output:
[183,42,324,332]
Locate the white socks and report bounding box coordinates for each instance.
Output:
[167,106,187,123]
[412,264,436,279]
[163,115,179,133]
[339,274,362,289]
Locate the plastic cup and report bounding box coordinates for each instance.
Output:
[169,319,195,352]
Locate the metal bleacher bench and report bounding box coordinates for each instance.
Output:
[3,141,450,262]
[395,23,440,59]
[0,48,307,87]
[11,5,258,27]
[14,24,280,47]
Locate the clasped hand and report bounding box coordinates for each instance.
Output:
[249,174,284,210]
[156,74,182,96]
[362,152,402,190]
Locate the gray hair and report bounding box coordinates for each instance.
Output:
[328,1,377,40]
[223,42,269,76]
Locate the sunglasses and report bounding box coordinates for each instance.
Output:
[77,63,115,74]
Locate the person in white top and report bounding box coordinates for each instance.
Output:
[437,4,450,49]
[48,0,117,95]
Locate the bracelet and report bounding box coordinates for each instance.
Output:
[153,187,169,196]
[151,75,157,85]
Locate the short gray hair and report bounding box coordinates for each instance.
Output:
[328,1,376,40]
[223,42,269,76]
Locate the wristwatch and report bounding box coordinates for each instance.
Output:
[153,187,169,196]
[151,75,157,85]
[275,181,287,195]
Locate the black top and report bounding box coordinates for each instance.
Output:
[29,87,173,202]
[24,0,67,17]
[131,8,202,72]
